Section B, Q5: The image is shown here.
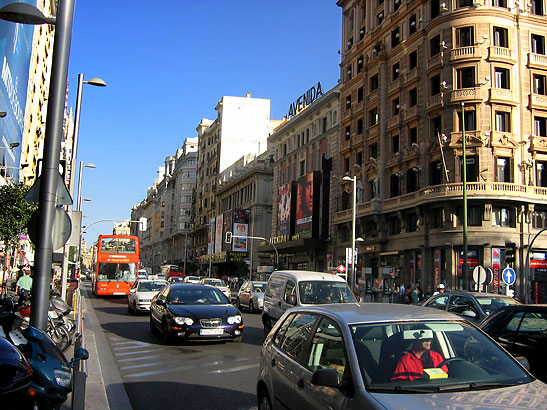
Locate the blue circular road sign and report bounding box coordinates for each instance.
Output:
[502,267,516,286]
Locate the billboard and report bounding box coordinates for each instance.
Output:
[295,171,320,235]
[0,0,36,179]
[277,182,294,238]
[232,208,248,252]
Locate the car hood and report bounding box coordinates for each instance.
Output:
[135,291,161,298]
[370,380,547,409]
[167,304,238,318]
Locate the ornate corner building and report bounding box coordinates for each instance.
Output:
[336,0,547,302]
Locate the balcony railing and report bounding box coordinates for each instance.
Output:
[333,182,547,223]
[427,54,442,71]
[529,53,547,69]
[450,87,482,103]
[529,93,547,110]
[488,46,514,63]
[450,46,481,62]
[489,88,517,105]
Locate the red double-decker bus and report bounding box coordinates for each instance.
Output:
[92,235,139,296]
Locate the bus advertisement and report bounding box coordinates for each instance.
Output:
[93,235,139,296]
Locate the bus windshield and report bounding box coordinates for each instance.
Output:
[100,237,137,254]
[97,262,137,282]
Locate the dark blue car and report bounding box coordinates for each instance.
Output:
[149,283,243,343]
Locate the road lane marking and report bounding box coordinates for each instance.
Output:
[204,364,259,374]
[117,355,162,363]
[112,344,151,351]
[111,341,153,347]
[114,349,157,357]
[124,357,248,379]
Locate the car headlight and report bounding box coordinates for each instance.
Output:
[227,315,242,325]
[54,368,71,388]
[174,317,194,326]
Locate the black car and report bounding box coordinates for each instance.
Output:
[422,291,520,323]
[149,283,243,344]
[480,304,547,383]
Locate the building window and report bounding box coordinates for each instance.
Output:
[430,161,443,185]
[409,88,418,107]
[405,212,418,232]
[390,173,402,197]
[456,26,474,47]
[430,35,441,56]
[346,94,352,109]
[492,0,508,8]
[358,87,364,102]
[431,0,441,18]
[458,110,476,131]
[370,74,379,91]
[392,27,401,48]
[357,118,363,134]
[534,116,547,136]
[532,0,544,16]
[433,208,443,228]
[392,98,400,116]
[392,62,400,80]
[392,135,400,153]
[409,50,417,70]
[394,0,401,11]
[370,144,378,159]
[492,207,514,227]
[344,157,350,173]
[409,126,417,145]
[461,156,478,182]
[532,34,546,55]
[457,67,475,88]
[496,157,512,182]
[534,74,546,95]
[369,108,378,126]
[532,209,547,228]
[356,151,363,166]
[494,67,510,89]
[409,14,417,36]
[431,115,442,137]
[458,205,482,226]
[495,111,511,132]
[458,0,474,7]
[345,125,351,141]
[431,74,441,96]
[538,162,547,187]
[377,11,384,26]
[406,168,419,192]
[493,27,508,48]
[388,216,401,235]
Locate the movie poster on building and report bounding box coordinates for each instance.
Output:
[434,249,440,288]
[232,208,248,252]
[215,213,223,254]
[277,182,293,238]
[208,218,215,255]
[295,172,320,235]
[223,210,232,252]
[492,248,501,294]
[409,253,415,285]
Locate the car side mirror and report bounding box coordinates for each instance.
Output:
[311,368,340,388]
[515,355,531,372]
[462,310,477,318]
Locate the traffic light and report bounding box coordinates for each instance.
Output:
[505,241,516,265]
[225,231,232,244]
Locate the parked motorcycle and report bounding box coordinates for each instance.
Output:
[0,298,88,409]
[0,336,33,407]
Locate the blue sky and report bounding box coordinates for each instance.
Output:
[68,0,341,243]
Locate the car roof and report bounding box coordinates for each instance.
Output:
[137,279,167,283]
[285,303,463,325]
[169,283,217,290]
[488,304,547,312]
[270,270,347,282]
[432,291,517,299]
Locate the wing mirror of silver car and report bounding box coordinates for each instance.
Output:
[462,310,477,318]
[311,368,341,388]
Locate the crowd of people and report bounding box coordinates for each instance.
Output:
[392,282,445,304]
[1,264,34,298]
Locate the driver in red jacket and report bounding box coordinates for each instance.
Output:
[391,331,448,381]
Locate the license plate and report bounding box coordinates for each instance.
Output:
[200,329,223,335]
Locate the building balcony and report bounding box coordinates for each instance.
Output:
[450,46,481,62]
[389,77,402,93]
[334,182,547,223]
[405,68,418,85]
[529,93,547,110]
[450,87,483,104]
[426,94,442,111]
[427,54,442,71]
[367,90,379,105]
[403,105,418,122]
[489,88,518,106]
[388,114,400,129]
[529,53,547,70]
[341,139,351,153]
[488,46,515,64]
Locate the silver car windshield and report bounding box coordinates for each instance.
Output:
[475,296,519,315]
[298,281,357,304]
[350,320,532,393]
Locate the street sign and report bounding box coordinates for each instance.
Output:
[336,265,346,273]
[502,267,516,286]
[28,208,72,250]
[472,266,487,284]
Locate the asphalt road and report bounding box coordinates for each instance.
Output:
[84,283,264,410]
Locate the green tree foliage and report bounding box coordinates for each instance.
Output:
[0,183,38,250]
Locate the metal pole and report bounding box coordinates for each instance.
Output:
[32,0,76,330]
[77,161,84,212]
[461,102,469,291]
[69,74,84,203]
[183,230,187,276]
[351,177,357,292]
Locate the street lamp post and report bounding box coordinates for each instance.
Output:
[0,0,76,330]
[461,102,469,291]
[343,175,358,292]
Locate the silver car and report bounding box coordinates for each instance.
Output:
[128,279,168,314]
[200,278,231,300]
[257,303,547,410]
[237,281,267,313]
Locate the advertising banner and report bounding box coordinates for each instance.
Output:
[530,251,547,270]
[215,213,223,254]
[492,248,501,294]
[458,249,479,277]
[0,0,36,177]
[434,249,440,288]
[277,182,293,238]
[295,172,320,235]
[232,208,248,252]
[208,218,215,255]
[409,252,415,285]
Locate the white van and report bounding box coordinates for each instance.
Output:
[261,270,357,334]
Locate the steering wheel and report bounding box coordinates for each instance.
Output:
[436,357,467,368]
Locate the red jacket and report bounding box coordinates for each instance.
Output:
[391,350,448,381]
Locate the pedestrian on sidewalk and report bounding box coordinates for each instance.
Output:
[15,266,33,299]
